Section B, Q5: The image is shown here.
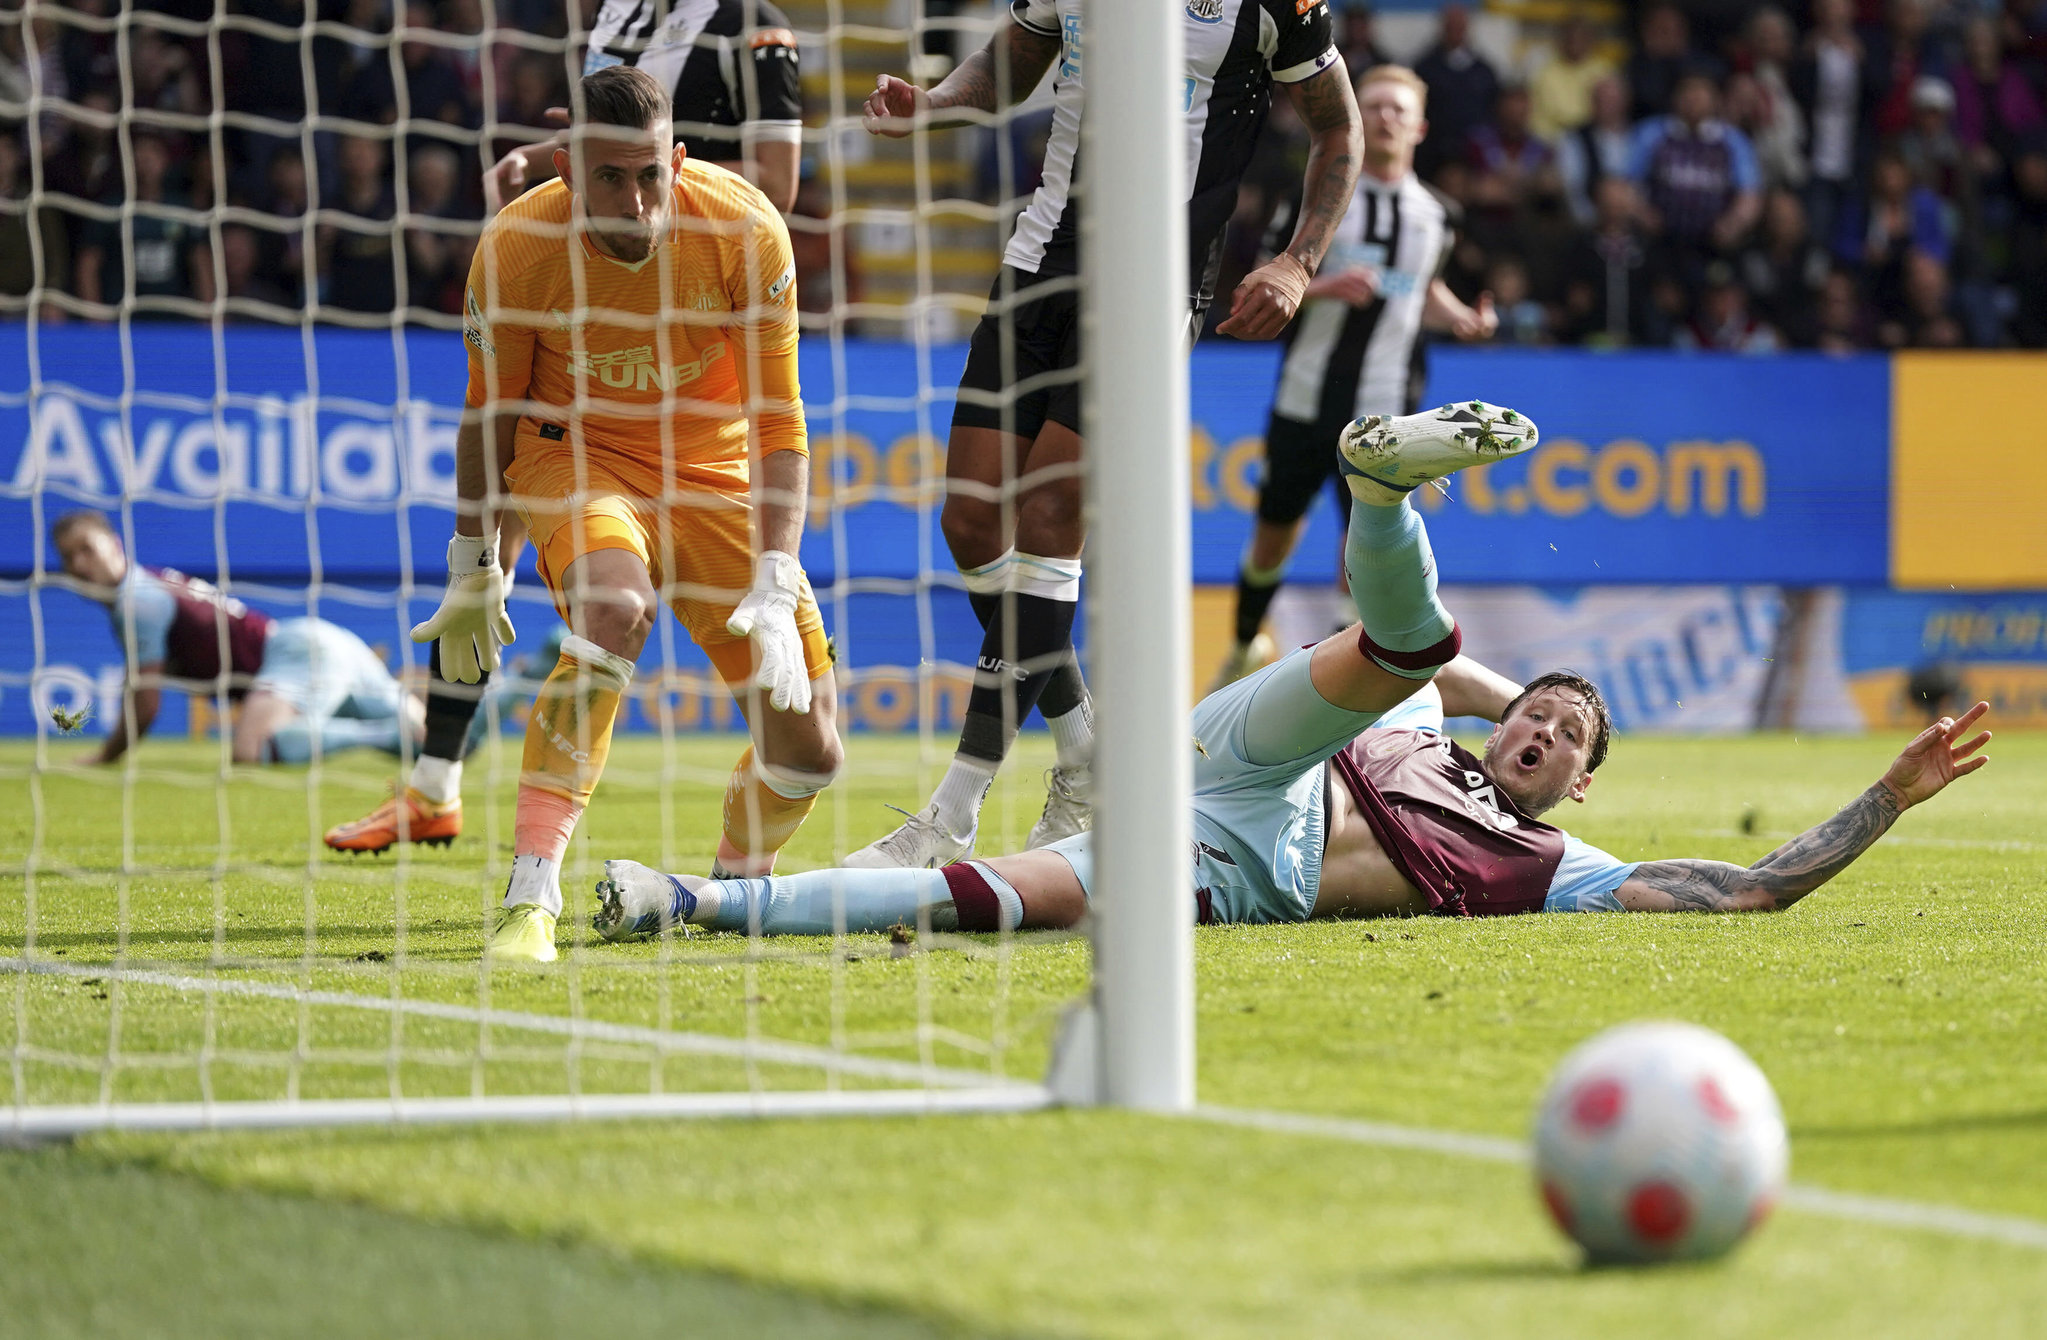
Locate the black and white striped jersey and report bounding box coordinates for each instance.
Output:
[584,0,803,163]
[1270,172,1456,424]
[1006,0,1339,306]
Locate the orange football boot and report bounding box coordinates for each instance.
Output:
[324,787,462,855]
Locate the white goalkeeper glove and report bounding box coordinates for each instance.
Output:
[725,550,812,714]
[410,533,516,684]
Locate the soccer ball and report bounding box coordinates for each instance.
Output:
[1533,1021,1788,1264]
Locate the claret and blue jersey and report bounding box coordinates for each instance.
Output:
[1041,650,1636,924]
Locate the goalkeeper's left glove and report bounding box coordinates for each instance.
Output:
[725,550,812,714]
[411,532,516,684]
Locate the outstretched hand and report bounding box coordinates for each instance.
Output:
[862,75,927,138]
[1879,701,1991,808]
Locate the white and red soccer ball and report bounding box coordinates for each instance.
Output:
[1533,1022,1788,1263]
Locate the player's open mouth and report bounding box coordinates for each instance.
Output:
[1518,746,1543,770]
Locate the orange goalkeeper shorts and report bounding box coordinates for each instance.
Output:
[505,423,830,691]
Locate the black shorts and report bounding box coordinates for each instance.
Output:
[1256,411,1353,528]
[952,267,1082,440]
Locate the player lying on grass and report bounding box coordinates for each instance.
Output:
[591,400,1991,938]
[52,510,422,767]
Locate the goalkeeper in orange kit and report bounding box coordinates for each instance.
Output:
[413,64,840,963]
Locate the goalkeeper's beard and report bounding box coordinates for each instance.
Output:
[588,216,660,263]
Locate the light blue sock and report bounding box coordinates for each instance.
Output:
[705,868,954,935]
[268,716,406,763]
[1343,498,1455,677]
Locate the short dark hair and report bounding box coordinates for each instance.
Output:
[577,65,669,133]
[51,509,115,547]
[1502,671,1614,772]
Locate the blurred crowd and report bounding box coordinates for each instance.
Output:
[5,0,2047,350]
[0,0,582,321]
[1225,0,2047,351]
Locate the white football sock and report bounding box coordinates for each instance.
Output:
[410,755,461,805]
[1046,699,1093,771]
[503,853,562,917]
[930,755,997,835]
[683,879,725,926]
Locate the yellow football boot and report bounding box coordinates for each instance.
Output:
[486,903,559,964]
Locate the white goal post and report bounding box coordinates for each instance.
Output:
[1079,0,1194,1111]
[1,0,1192,1136]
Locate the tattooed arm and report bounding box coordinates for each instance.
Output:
[1217,62,1362,339]
[1616,703,1992,913]
[863,20,1062,136]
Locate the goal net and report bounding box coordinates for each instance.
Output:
[1,0,1190,1135]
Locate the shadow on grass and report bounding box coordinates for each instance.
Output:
[4,1148,1043,1340]
[1362,1255,1736,1286]
[1358,1257,1577,1286]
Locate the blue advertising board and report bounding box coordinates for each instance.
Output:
[3,326,1897,737]
[3,329,1889,587]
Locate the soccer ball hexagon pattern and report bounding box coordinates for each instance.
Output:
[1533,1021,1789,1264]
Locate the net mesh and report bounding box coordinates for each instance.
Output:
[1,0,1082,1128]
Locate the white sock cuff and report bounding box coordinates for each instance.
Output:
[410,755,461,804]
[964,861,1025,932]
[959,549,1017,595]
[560,634,637,688]
[1011,552,1082,601]
[754,758,832,801]
[503,853,563,918]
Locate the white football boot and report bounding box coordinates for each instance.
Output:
[1338,401,1539,504]
[592,859,710,941]
[842,806,975,869]
[1024,765,1092,850]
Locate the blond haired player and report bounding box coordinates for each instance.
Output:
[415,64,840,963]
[1213,64,1497,693]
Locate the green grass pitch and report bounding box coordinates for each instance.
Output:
[4,726,2045,1337]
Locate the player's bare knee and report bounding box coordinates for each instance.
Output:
[940,496,1004,568]
[1015,481,1083,557]
[575,587,655,657]
[755,741,841,796]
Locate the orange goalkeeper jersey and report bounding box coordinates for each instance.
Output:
[462,163,804,489]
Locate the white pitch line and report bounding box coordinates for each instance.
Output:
[1195,1104,1528,1164]
[5,1087,1058,1141]
[1778,1185,2047,1251]
[11,961,2043,1251]
[1193,1104,2047,1253]
[0,957,1019,1092]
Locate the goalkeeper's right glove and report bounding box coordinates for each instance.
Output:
[410,533,516,683]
